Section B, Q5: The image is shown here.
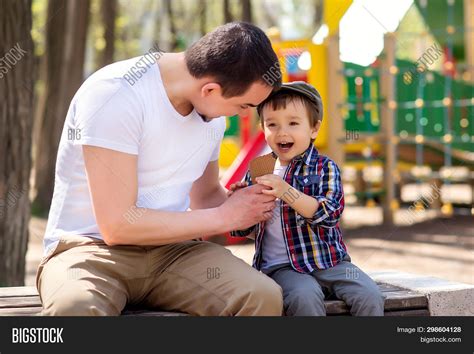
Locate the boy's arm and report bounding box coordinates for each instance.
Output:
[280,187,319,218]
[261,159,344,228]
[299,159,344,228]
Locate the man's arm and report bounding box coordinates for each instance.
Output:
[230,170,257,238]
[189,160,227,210]
[83,145,276,246]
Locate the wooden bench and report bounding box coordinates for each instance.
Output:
[0,282,429,316]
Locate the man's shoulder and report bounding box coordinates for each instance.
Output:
[79,56,154,96]
[90,56,150,81]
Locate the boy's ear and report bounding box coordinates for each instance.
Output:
[311,120,322,139]
[201,82,221,97]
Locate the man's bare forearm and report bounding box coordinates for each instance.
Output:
[108,206,232,246]
[190,184,228,210]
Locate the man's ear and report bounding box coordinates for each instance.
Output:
[201,82,222,97]
[311,120,322,139]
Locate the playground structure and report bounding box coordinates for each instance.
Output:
[217,0,473,238]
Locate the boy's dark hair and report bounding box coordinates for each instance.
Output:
[185,22,281,97]
[258,92,322,128]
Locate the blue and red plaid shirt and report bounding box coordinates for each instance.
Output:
[231,143,348,273]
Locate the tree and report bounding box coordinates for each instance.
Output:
[164,0,178,51]
[223,0,233,23]
[33,0,90,214]
[242,0,252,23]
[100,0,117,67]
[199,0,207,36]
[0,0,35,286]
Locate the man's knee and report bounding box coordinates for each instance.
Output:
[41,285,122,316]
[231,275,283,316]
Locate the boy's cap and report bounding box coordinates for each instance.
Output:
[257,81,323,120]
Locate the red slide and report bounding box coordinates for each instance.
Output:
[221,131,268,188]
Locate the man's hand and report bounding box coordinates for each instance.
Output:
[218,184,277,231]
[255,174,291,199]
[226,181,248,197]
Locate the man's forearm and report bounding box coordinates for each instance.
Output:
[190,184,228,210]
[109,206,231,246]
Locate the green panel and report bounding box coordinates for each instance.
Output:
[224,115,239,137]
[344,64,381,134]
[414,0,465,61]
[343,59,473,156]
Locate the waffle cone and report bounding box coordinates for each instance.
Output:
[249,153,277,184]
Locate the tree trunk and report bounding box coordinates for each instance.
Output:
[241,0,252,23]
[0,0,35,286]
[314,0,324,30]
[164,0,178,51]
[100,0,117,67]
[223,0,233,23]
[261,0,277,28]
[33,0,90,214]
[199,0,207,36]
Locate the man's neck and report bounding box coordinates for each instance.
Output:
[157,52,195,116]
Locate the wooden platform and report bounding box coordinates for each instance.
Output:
[0,283,429,316]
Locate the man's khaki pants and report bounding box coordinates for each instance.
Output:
[36,235,283,316]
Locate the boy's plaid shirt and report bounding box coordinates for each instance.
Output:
[230,144,348,273]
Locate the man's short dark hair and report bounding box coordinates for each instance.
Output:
[185,22,281,97]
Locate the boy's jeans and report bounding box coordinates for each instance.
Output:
[264,255,385,316]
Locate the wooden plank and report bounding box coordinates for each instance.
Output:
[0,284,429,316]
[384,309,430,317]
[0,284,408,296]
[0,296,41,309]
[380,33,397,225]
[325,300,348,314]
[0,286,38,297]
[383,292,428,310]
[0,306,187,317]
[122,309,188,317]
[0,307,42,316]
[0,305,430,317]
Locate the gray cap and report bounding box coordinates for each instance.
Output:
[257,81,323,121]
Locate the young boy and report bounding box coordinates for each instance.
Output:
[229,82,384,316]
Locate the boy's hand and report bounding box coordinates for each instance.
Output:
[255,174,290,199]
[227,181,248,197]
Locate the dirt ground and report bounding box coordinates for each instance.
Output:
[26,208,473,286]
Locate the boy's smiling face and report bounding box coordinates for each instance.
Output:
[262,99,321,165]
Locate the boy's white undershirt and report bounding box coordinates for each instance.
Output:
[261,159,290,270]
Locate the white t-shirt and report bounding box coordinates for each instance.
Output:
[261,161,290,270]
[43,54,226,255]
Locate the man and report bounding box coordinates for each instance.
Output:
[37,22,283,316]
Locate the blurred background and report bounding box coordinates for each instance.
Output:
[0,0,472,287]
